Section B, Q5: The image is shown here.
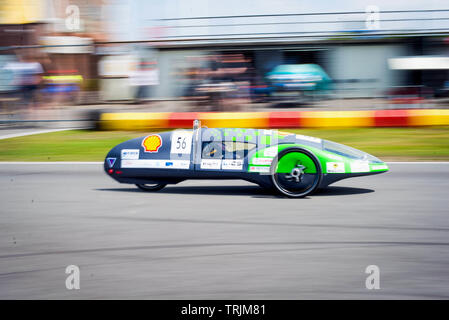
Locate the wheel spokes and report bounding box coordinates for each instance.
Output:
[285,164,306,182]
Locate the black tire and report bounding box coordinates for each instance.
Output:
[270,148,322,198]
[135,183,167,192]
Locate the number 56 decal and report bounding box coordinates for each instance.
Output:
[170,131,193,154]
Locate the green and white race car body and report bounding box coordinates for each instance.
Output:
[105,125,388,198]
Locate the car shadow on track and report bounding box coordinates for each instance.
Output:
[96,185,374,198]
[314,186,375,197]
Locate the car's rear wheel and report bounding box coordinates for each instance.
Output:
[135,183,167,192]
[270,148,322,198]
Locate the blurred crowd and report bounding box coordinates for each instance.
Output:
[180,54,256,111]
[176,53,337,111]
[0,51,84,114]
[0,48,447,116]
[0,51,280,114]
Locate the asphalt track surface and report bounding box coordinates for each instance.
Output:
[0,162,448,299]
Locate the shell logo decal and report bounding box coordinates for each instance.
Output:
[142,134,162,153]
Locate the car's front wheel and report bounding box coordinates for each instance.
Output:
[270,148,322,198]
[135,183,167,192]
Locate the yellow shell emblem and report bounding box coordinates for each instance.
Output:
[142,134,162,152]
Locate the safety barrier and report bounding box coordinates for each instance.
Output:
[98,109,449,130]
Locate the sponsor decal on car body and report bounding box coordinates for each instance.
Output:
[222,159,243,170]
[251,157,273,166]
[351,160,370,173]
[263,146,278,157]
[121,149,140,160]
[106,157,116,167]
[170,131,193,155]
[200,159,222,170]
[142,134,162,153]
[249,166,270,173]
[121,159,190,169]
[326,162,345,173]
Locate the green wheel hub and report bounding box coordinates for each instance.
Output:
[271,148,322,198]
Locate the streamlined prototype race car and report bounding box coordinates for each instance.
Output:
[104,121,388,198]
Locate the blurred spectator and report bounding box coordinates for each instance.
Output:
[129,61,159,104]
[182,53,253,111]
[3,54,43,111]
[41,68,83,108]
[0,55,21,113]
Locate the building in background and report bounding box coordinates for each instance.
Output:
[2,0,449,104]
[98,0,449,101]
